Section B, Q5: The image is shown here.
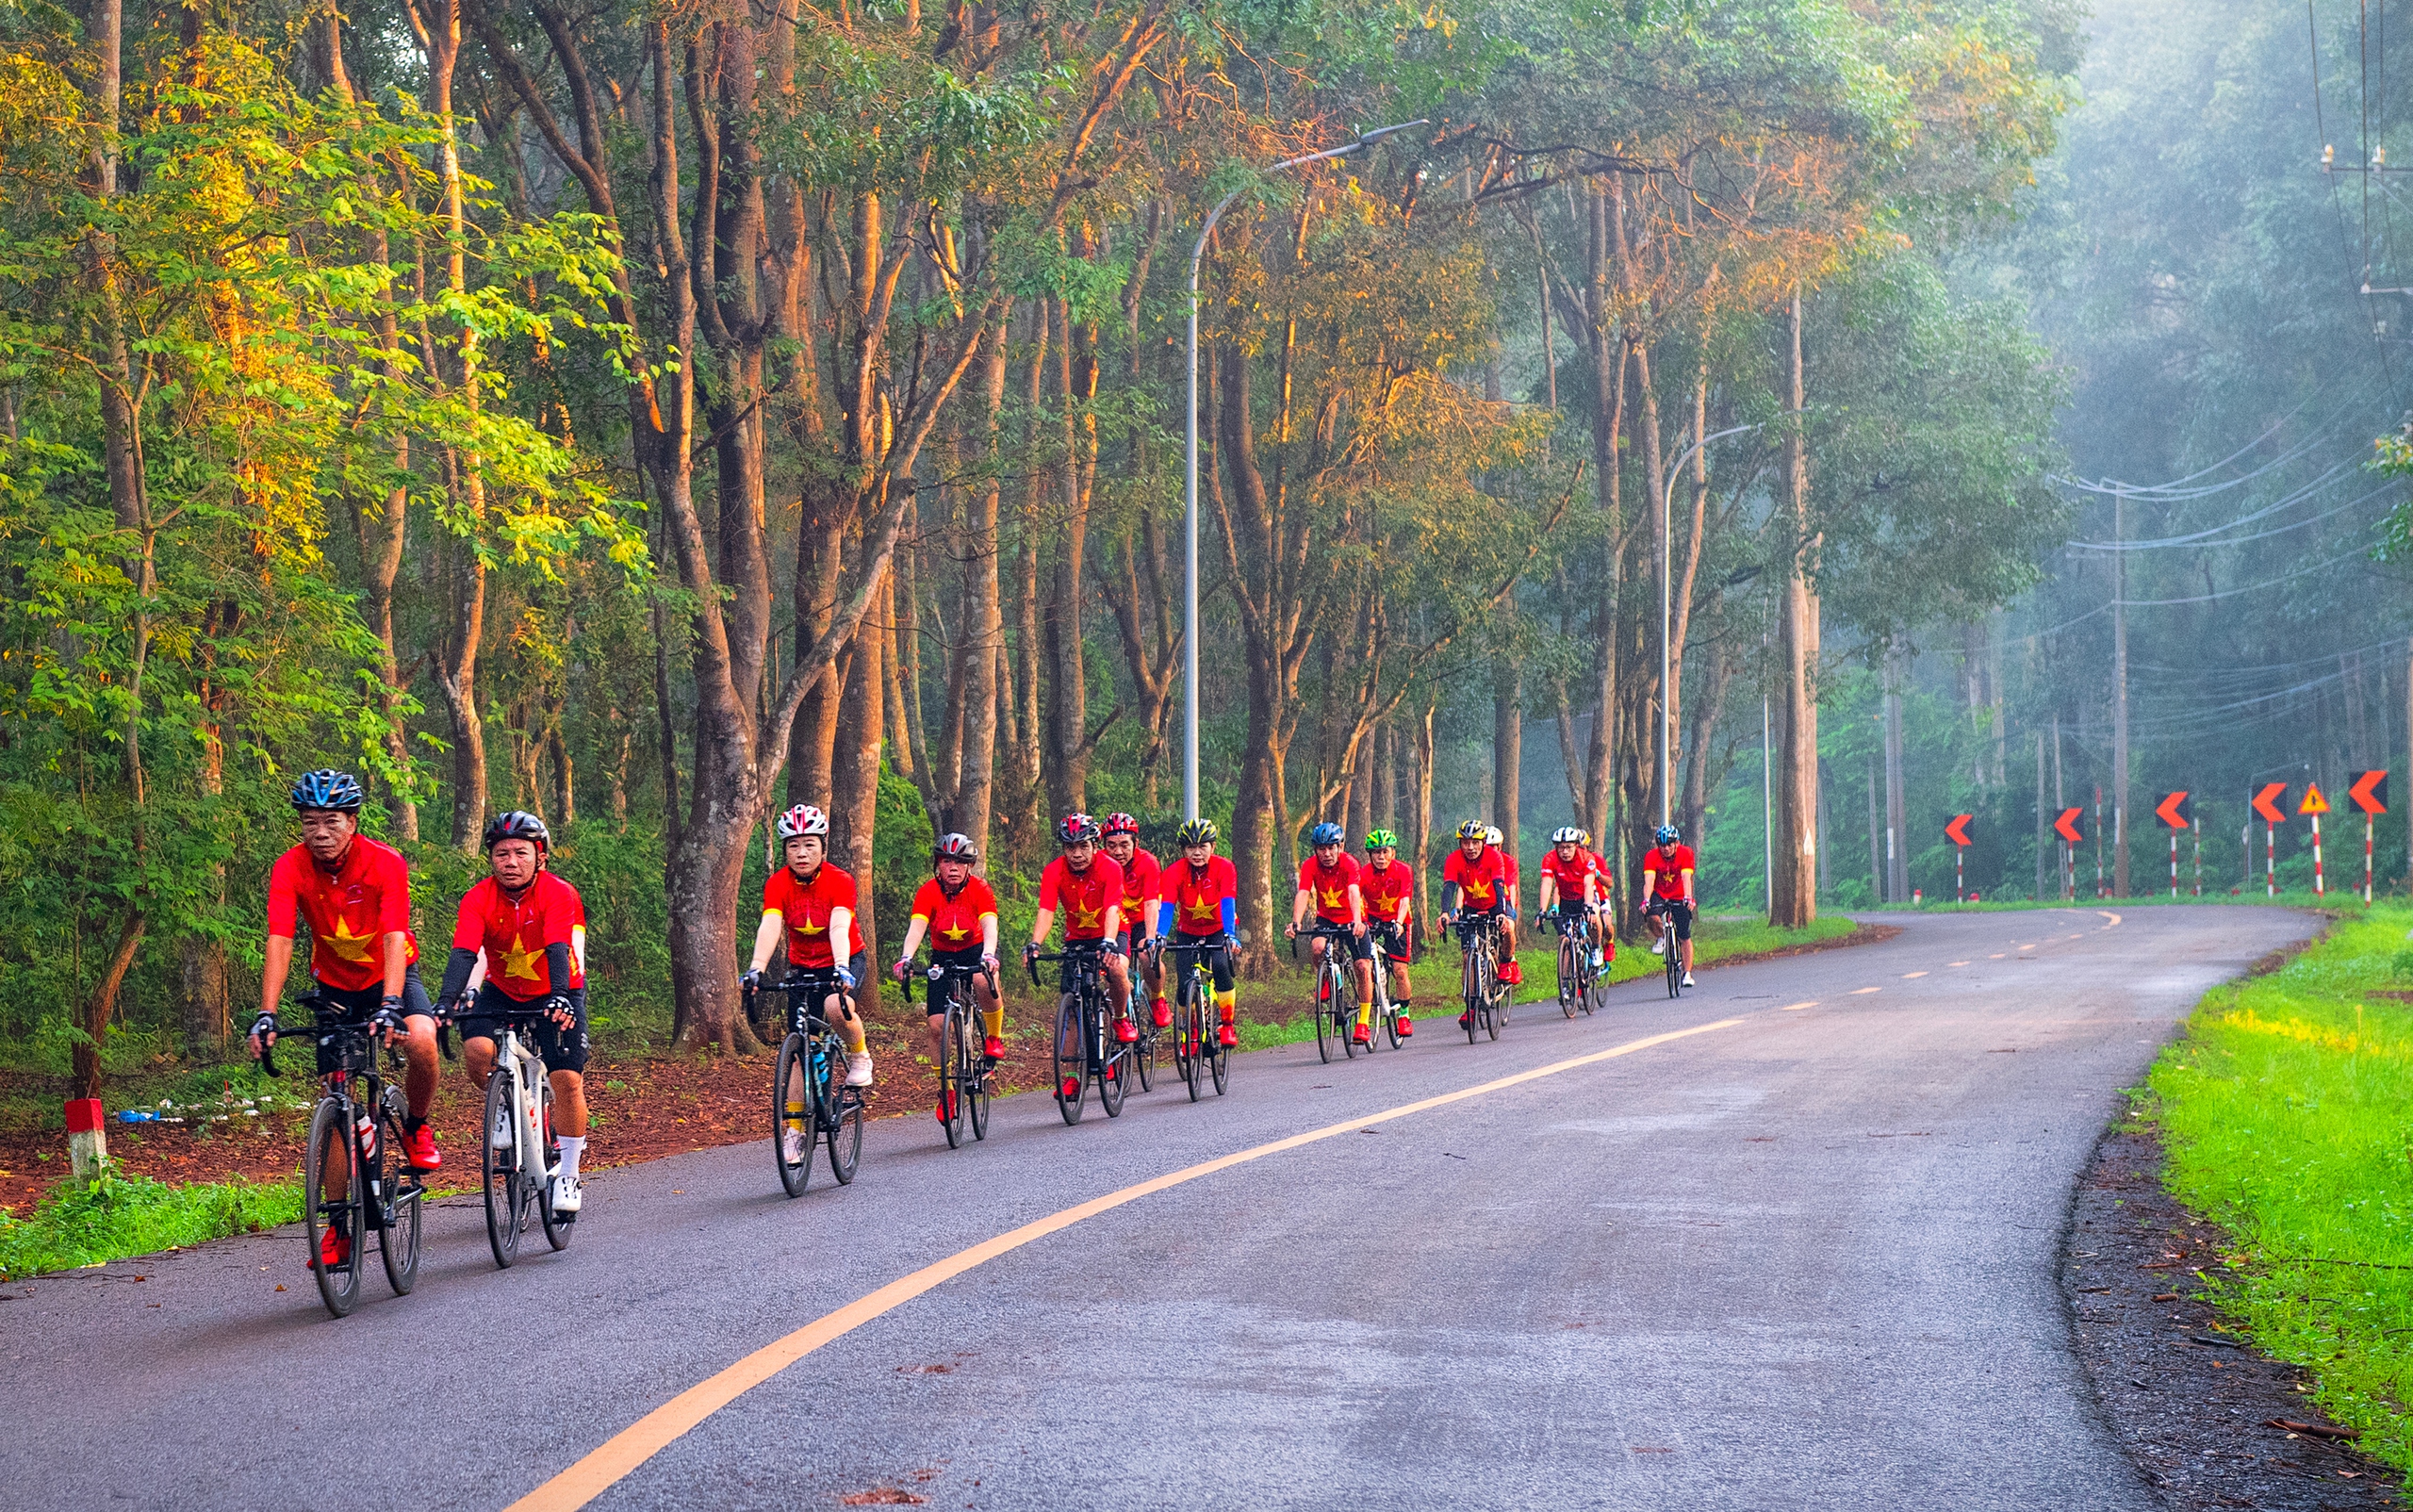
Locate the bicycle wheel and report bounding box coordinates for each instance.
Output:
[964,1010,993,1142]
[1134,998,1157,1093]
[304,1098,362,1318]
[1097,1000,1128,1119]
[484,1069,528,1268]
[1665,934,1683,998]
[1559,937,1581,1018]
[773,1031,814,1198]
[1209,1008,1231,1095]
[1463,942,1484,1044]
[1055,994,1087,1125]
[375,1087,420,1295]
[826,1069,863,1185]
[937,1006,967,1150]
[1313,957,1337,1064]
[537,1076,572,1252]
[1178,984,1205,1102]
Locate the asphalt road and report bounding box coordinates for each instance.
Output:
[3,906,2313,1511]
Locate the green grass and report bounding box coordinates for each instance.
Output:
[0,1162,301,1282]
[2146,903,2413,1472]
[1238,913,1863,1048]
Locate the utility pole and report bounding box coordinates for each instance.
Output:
[2112,487,2131,896]
[2053,713,2067,900]
[1883,649,1908,903]
[2034,731,2047,901]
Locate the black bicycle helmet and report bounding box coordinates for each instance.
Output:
[483,810,550,853]
[289,769,364,813]
[1057,812,1102,846]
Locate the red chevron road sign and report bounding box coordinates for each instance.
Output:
[2054,808,2085,845]
[1945,814,1974,846]
[2350,770,2389,815]
[2251,782,2290,824]
[2154,791,2192,829]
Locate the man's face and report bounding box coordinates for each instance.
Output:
[1183,842,1213,865]
[785,834,824,873]
[1063,838,1096,870]
[1313,841,1341,866]
[489,837,541,890]
[1369,847,1395,869]
[1460,837,1486,860]
[1555,841,1579,863]
[1103,833,1134,864]
[298,808,356,863]
[936,857,970,887]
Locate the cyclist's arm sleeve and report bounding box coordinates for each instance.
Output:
[1157,900,1174,935]
[1220,897,1237,934]
[1441,881,1461,913]
[548,942,573,995]
[437,946,479,1003]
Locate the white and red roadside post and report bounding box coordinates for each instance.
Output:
[2300,781,2330,899]
[1945,814,1975,903]
[65,1097,107,1182]
[2192,815,2202,896]
[2252,782,2289,897]
[2152,792,2192,900]
[2349,770,2389,905]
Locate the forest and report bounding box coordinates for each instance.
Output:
[2,0,2099,1088]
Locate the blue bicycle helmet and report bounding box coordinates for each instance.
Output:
[290,769,365,813]
[1309,820,1345,847]
[1653,824,1681,846]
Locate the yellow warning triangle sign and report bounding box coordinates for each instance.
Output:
[2298,781,2330,815]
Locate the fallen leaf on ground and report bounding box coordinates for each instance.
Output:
[2267,1419,2358,1439]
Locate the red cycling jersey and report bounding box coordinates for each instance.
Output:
[451,872,587,1002]
[911,875,999,954]
[1539,846,1598,907]
[1158,854,1238,938]
[1359,859,1415,927]
[763,863,862,969]
[1039,855,1124,942]
[267,837,420,994]
[1296,852,1362,926]
[1642,845,1698,900]
[1443,846,1509,912]
[1115,847,1162,924]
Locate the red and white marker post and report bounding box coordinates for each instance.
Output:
[2349,770,2389,905]
[2252,782,2290,898]
[2153,792,2192,901]
[65,1097,107,1182]
[1945,814,1975,903]
[2300,782,2330,898]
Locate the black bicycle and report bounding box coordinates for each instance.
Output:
[1160,937,1230,1099]
[1297,921,1368,1063]
[1453,912,1508,1043]
[910,957,996,1149]
[1645,897,1690,998]
[255,994,423,1319]
[748,974,864,1197]
[1551,907,1603,1018]
[1032,944,1130,1124]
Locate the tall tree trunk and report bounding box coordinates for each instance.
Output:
[948,313,1009,863]
[833,595,885,969]
[1772,291,1819,927]
[1044,296,1096,817]
[1412,696,1436,946]
[1493,661,1520,869]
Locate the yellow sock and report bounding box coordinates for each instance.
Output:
[1355,1000,1373,1029]
[845,1021,867,1054]
[983,1007,1004,1040]
[1214,989,1236,1021]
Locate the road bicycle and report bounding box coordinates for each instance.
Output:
[1367,921,1411,1049]
[909,957,995,1149]
[748,974,864,1197]
[1453,912,1509,1043]
[476,1005,575,1269]
[257,994,423,1319]
[1645,897,1691,998]
[1551,907,1607,1018]
[1160,937,1231,1100]
[1032,944,1131,1125]
[1125,955,1162,1093]
[1297,922,1369,1063]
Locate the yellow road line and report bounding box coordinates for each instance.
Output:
[1902,971,1929,979]
[1780,1001,1817,1011]
[1851,987,1881,995]
[509,1015,1748,1512]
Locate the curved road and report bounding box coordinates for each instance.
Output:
[4,907,2310,1510]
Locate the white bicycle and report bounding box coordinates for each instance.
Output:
[479,1008,573,1267]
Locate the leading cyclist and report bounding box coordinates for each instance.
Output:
[1641,823,1699,988]
[744,805,874,1105]
[436,811,592,1214]
[891,832,1004,1125]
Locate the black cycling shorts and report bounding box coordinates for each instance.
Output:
[1166,935,1235,994]
[1370,923,1412,965]
[457,983,589,1075]
[1651,899,1696,941]
[1308,926,1374,962]
[922,947,990,1015]
[311,962,435,1024]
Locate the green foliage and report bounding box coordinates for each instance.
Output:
[0,1164,300,1280]
[2148,908,2413,1476]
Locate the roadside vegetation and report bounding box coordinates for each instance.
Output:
[0,1166,299,1284]
[2148,904,2413,1474]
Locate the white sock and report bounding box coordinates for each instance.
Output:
[557,1135,584,1180]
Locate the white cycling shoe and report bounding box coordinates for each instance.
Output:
[1682,972,1695,988]
[1650,937,1666,957]
[781,1127,807,1164]
[550,1175,583,1213]
[845,1051,874,1088]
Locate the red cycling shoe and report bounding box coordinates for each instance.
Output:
[403,1123,442,1171]
[1151,996,1172,1028]
[983,1034,1007,1060]
[1216,1024,1238,1047]
[317,1224,350,1269]
[1397,1015,1414,1037]
[935,1091,957,1124]
[1059,1076,1080,1100]
[1499,961,1523,986]
[1351,1023,1371,1044]
[1114,1017,1139,1044]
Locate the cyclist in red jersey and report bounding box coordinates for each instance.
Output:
[435,812,592,1214]
[1146,818,1240,1045]
[891,832,1004,1123]
[1101,814,1167,1027]
[1288,820,1375,1044]
[1358,830,1416,1036]
[1538,825,1611,977]
[744,805,874,1094]
[251,770,443,1194]
[1641,822,1699,987]
[1026,814,1132,1062]
[1440,821,1521,989]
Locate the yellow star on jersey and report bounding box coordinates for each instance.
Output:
[1071,898,1105,931]
[499,930,545,984]
[1183,896,1219,927]
[1317,884,1347,912]
[940,920,972,943]
[798,915,828,937]
[324,915,378,964]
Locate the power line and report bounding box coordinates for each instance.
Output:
[2066,473,2398,551]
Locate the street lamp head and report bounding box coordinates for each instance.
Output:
[1350,119,1428,149]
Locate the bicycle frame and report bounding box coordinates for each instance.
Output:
[487,1017,559,1199]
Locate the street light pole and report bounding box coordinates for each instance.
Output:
[1182,120,1425,822]
[1659,421,1760,828]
